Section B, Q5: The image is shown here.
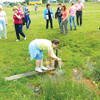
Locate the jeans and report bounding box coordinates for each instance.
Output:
[58,17,62,28]
[60,19,68,35]
[76,11,82,25]
[0,20,7,38]
[69,16,76,30]
[46,18,53,29]
[15,24,25,40]
[25,15,31,29]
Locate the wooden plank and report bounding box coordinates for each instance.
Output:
[4,67,55,81]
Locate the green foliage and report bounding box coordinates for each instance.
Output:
[0,2,100,99]
[39,78,98,99]
[93,56,100,81]
[42,0,47,3]
[25,0,29,5]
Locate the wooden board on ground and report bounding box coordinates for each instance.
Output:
[4,67,55,81]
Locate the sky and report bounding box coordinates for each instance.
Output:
[0,0,25,2]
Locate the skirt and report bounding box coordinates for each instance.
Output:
[28,40,43,60]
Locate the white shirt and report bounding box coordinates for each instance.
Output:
[0,11,6,21]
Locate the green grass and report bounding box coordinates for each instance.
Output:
[0,2,100,100]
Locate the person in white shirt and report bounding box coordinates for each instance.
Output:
[0,5,8,39]
[75,0,84,26]
[28,39,61,72]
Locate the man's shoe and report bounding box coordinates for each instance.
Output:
[35,67,43,72]
[24,37,26,40]
[40,66,48,71]
[16,39,20,42]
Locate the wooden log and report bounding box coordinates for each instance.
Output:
[4,67,55,81]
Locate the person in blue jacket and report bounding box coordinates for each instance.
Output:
[44,3,54,29]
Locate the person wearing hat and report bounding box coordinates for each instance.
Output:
[0,5,8,39]
[13,6,26,42]
[28,39,61,72]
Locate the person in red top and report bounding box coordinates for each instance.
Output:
[17,3,26,26]
[13,6,26,42]
[60,5,69,35]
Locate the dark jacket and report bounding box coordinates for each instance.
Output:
[55,7,62,19]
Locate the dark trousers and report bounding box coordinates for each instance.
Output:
[15,24,25,40]
[76,11,82,25]
[46,18,53,29]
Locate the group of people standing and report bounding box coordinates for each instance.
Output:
[0,1,31,41]
[44,0,84,35]
[0,1,84,40]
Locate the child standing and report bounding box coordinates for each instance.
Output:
[69,2,77,30]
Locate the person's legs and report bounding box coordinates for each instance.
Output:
[58,17,60,27]
[36,60,40,67]
[40,59,43,67]
[50,18,53,29]
[2,20,7,38]
[60,21,64,33]
[76,11,79,25]
[0,21,3,38]
[58,17,62,28]
[15,24,20,40]
[64,19,68,35]
[27,15,31,29]
[35,50,45,72]
[46,19,49,29]
[72,16,76,29]
[69,16,72,30]
[25,15,28,29]
[19,24,26,38]
[80,11,82,26]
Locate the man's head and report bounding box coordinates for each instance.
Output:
[23,1,27,6]
[71,2,75,6]
[78,0,81,3]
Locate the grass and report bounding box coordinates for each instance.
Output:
[0,2,100,100]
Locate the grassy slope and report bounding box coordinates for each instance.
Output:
[0,2,100,100]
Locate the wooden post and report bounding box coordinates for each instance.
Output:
[54,49,58,68]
